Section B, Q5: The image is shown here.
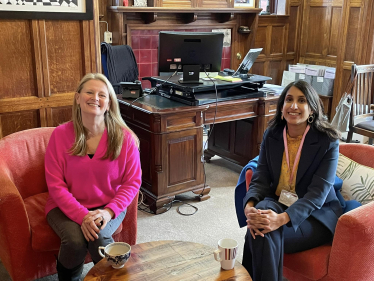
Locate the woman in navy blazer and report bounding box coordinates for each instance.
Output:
[242,80,342,281]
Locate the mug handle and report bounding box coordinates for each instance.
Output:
[98,246,105,258]
[213,249,222,262]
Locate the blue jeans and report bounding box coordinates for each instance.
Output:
[47,207,126,269]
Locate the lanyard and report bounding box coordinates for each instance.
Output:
[283,125,310,185]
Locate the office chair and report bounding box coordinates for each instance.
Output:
[101,42,139,94]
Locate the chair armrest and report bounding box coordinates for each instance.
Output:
[245,169,253,191]
[113,192,138,245]
[0,170,31,273]
[328,202,374,280]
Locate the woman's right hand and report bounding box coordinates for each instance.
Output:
[81,211,103,241]
[244,201,270,239]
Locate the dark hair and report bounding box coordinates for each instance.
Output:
[268,80,340,141]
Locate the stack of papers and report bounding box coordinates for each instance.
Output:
[214,75,242,82]
[262,84,284,95]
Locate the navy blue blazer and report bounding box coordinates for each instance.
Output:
[242,124,343,234]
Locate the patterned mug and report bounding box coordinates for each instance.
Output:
[213,238,238,270]
[98,242,131,269]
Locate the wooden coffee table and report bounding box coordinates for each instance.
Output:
[84,240,251,281]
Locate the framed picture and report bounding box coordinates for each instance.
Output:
[0,0,93,20]
[234,0,255,8]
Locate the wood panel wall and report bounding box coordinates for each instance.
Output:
[0,1,100,138]
[253,0,374,119]
[332,0,374,115]
[251,15,295,85]
[249,0,303,85]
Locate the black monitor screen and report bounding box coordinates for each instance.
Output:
[158,31,224,74]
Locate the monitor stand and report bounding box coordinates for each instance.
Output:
[178,65,203,84]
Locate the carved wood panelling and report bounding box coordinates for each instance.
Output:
[0,1,100,138]
[0,20,37,99]
[46,106,73,127]
[271,25,286,55]
[331,0,373,117]
[0,110,40,139]
[0,0,100,137]
[269,60,283,84]
[287,5,300,54]
[161,0,193,7]
[44,21,85,95]
[344,7,361,63]
[328,7,342,57]
[252,16,293,85]
[199,0,232,8]
[167,134,196,186]
[299,0,343,66]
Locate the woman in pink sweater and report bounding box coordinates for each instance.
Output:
[45,73,141,281]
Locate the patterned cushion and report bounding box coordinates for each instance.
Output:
[336,153,374,205]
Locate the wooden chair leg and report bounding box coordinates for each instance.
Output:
[346,131,353,143]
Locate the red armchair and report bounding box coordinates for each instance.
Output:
[245,143,374,281]
[0,127,139,281]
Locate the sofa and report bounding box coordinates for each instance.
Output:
[0,127,139,281]
[245,143,374,281]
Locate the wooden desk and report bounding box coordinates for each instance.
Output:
[84,240,251,281]
[119,95,278,214]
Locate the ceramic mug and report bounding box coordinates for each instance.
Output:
[98,242,131,269]
[213,238,238,270]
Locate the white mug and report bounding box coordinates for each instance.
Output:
[213,238,238,270]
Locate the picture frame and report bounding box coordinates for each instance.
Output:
[0,0,93,20]
[234,0,255,8]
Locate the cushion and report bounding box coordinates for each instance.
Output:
[24,192,61,252]
[336,153,374,205]
[355,120,374,131]
[284,244,332,280]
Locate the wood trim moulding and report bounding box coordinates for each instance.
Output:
[0,93,75,114]
[108,6,262,24]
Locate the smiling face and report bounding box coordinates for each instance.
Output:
[75,79,111,119]
[282,86,313,130]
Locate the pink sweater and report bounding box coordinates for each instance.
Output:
[45,121,141,225]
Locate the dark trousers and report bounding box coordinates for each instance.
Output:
[242,198,332,281]
[47,207,126,269]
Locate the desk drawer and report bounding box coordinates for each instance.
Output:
[204,102,257,124]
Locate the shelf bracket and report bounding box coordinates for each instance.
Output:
[215,12,234,23]
[141,12,157,24]
[183,13,197,23]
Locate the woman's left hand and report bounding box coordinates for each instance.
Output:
[256,210,290,235]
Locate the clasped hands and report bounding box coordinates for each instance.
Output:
[81,208,114,241]
[244,202,289,239]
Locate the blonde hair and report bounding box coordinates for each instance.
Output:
[70,73,139,160]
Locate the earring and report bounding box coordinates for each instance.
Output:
[308,113,315,124]
[281,112,284,120]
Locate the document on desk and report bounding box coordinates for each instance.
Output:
[214,75,242,82]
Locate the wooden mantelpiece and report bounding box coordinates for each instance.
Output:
[108,7,261,24]
[106,6,261,71]
[108,6,262,14]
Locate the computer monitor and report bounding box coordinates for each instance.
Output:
[158,31,224,83]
